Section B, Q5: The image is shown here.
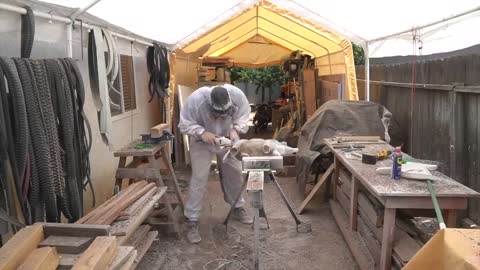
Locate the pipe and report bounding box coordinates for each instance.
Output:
[365,45,370,101]
[67,24,73,57]
[0,2,154,51]
[368,5,480,44]
[69,0,103,20]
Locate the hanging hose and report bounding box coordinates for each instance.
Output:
[60,58,95,211]
[13,58,58,222]
[88,26,113,146]
[20,6,35,58]
[147,43,170,103]
[0,57,30,223]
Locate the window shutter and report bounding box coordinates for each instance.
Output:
[120,55,136,111]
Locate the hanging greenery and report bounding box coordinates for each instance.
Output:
[230,66,286,103]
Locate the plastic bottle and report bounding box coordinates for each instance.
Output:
[391,147,402,180]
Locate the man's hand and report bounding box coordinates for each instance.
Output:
[229,128,240,143]
[201,131,217,145]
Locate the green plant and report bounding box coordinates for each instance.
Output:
[352,43,365,65]
[230,66,286,102]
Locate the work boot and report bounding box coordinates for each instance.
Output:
[232,207,253,224]
[186,220,201,244]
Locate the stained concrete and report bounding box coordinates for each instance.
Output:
[137,169,358,270]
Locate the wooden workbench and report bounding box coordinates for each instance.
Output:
[325,139,480,270]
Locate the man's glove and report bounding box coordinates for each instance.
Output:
[201,131,217,145]
[229,128,240,143]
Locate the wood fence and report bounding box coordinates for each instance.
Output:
[355,54,480,223]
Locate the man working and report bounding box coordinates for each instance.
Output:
[178,84,252,244]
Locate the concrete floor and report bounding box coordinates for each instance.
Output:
[137,170,358,270]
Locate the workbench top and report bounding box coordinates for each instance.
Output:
[114,139,167,157]
[325,139,480,198]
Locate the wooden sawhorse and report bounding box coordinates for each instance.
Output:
[113,139,185,235]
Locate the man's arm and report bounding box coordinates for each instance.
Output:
[178,95,205,138]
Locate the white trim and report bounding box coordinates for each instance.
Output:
[0,2,154,49]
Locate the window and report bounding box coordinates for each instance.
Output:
[110,54,137,116]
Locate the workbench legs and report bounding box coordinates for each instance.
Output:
[379,208,396,270]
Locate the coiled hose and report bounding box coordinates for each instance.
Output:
[0,57,31,223]
[147,43,170,102]
[21,6,35,58]
[13,58,58,222]
[45,59,81,221]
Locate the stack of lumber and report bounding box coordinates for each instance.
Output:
[334,168,422,270]
[0,223,137,270]
[75,181,167,268]
[76,181,156,225]
[197,66,216,82]
[202,56,233,67]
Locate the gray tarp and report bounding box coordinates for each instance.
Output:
[296,100,393,195]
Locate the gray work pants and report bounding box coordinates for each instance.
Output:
[184,139,245,221]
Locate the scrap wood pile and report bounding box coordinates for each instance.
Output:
[76,180,167,243]
[0,181,167,270]
[0,223,139,270]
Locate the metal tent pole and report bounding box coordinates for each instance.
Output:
[365,44,370,101]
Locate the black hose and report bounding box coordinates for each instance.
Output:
[0,57,30,223]
[29,59,69,222]
[147,43,170,103]
[60,58,94,212]
[45,59,81,221]
[21,6,35,58]
[13,58,58,222]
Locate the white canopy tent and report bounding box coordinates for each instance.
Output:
[2,0,480,100]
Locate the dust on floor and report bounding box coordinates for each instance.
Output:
[137,170,358,270]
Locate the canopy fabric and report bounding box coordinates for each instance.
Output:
[174,0,359,100]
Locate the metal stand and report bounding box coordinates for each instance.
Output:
[223,157,311,270]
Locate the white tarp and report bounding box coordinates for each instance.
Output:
[41,0,480,57]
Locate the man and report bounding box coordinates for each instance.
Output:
[178,84,252,244]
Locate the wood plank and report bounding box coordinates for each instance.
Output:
[115,168,160,180]
[118,189,156,220]
[118,251,136,270]
[107,246,135,270]
[446,209,457,228]
[124,225,150,248]
[58,254,79,270]
[379,208,396,270]
[39,236,93,254]
[358,192,383,227]
[150,123,169,138]
[297,164,334,214]
[0,224,44,270]
[17,247,60,270]
[392,228,421,264]
[97,183,156,225]
[357,215,381,266]
[134,231,158,265]
[77,182,145,224]
[338,169,351,197]
[335,136,382,142]
[350,176,359,231]
[336,187,350,214]
[112,187,167,244]
[329,200,375,270]
[72,236,117,270]
[42,223,111,238]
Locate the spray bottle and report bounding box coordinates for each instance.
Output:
[391,146,402,180]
